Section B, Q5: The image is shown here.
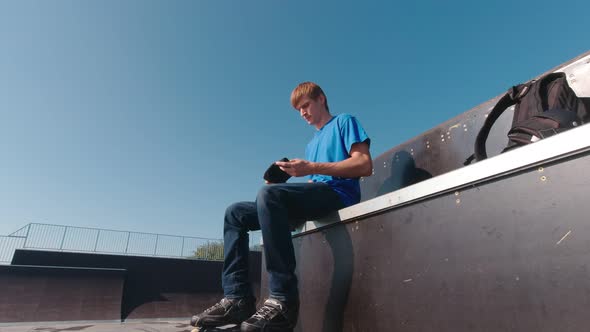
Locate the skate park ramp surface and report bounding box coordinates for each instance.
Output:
[0,265,126,323]
[0,320,197,332]
[9,249,262,321]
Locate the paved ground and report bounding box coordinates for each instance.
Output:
[0,321,240,332]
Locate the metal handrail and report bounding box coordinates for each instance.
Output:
[1,223,264,265]
[11,222,222,241]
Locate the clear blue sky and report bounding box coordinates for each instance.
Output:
[1,0,588,239]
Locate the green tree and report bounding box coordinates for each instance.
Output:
[191,240,224,260]
[190,241,262,260]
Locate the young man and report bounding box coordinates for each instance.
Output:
[191,82,372,331]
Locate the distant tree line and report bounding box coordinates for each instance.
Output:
[190,241,262,260]
[191,240,224,260]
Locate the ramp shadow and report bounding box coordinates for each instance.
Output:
[377,150,432,196]
[322,226,354,332]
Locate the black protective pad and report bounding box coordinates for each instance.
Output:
[263,158,291,183]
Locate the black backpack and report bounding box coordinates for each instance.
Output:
[470,72,588,162]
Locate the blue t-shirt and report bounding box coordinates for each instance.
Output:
[305,114,370,207]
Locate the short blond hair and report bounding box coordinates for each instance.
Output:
[290,82,329,111]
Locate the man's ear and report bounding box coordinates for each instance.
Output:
[318,94,326,110]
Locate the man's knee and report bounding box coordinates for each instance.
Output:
[256,184,283,205]
[224,202,251,227]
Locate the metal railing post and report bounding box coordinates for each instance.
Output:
[207,241,211,260]
[125,232,131,254]
[22,224,31,248]
[59,226,67,250]
[154,234,159,256]
[94,230,101,252]
[181,237,185,257]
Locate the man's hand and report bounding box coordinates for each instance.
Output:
[275,159,314,177]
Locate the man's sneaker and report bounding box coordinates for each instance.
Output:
[240,298,299,331]
[190,297,256,327]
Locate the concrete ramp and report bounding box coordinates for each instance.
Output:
[0,265,125,322]
[11,249,262,320]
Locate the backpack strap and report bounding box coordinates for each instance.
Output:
[473,90,519,161]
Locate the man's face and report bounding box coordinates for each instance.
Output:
[295,95,325,126]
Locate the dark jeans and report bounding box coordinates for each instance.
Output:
[222,182,345,302]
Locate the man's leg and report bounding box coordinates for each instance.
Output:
[222,201,261,299]
[191,201,260,327]
[241,182,344,331]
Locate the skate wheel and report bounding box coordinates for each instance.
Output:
[191,328,200,332]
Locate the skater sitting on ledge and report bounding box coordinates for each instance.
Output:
[191,81,372,331]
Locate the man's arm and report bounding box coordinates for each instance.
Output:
[276,141,372,178]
